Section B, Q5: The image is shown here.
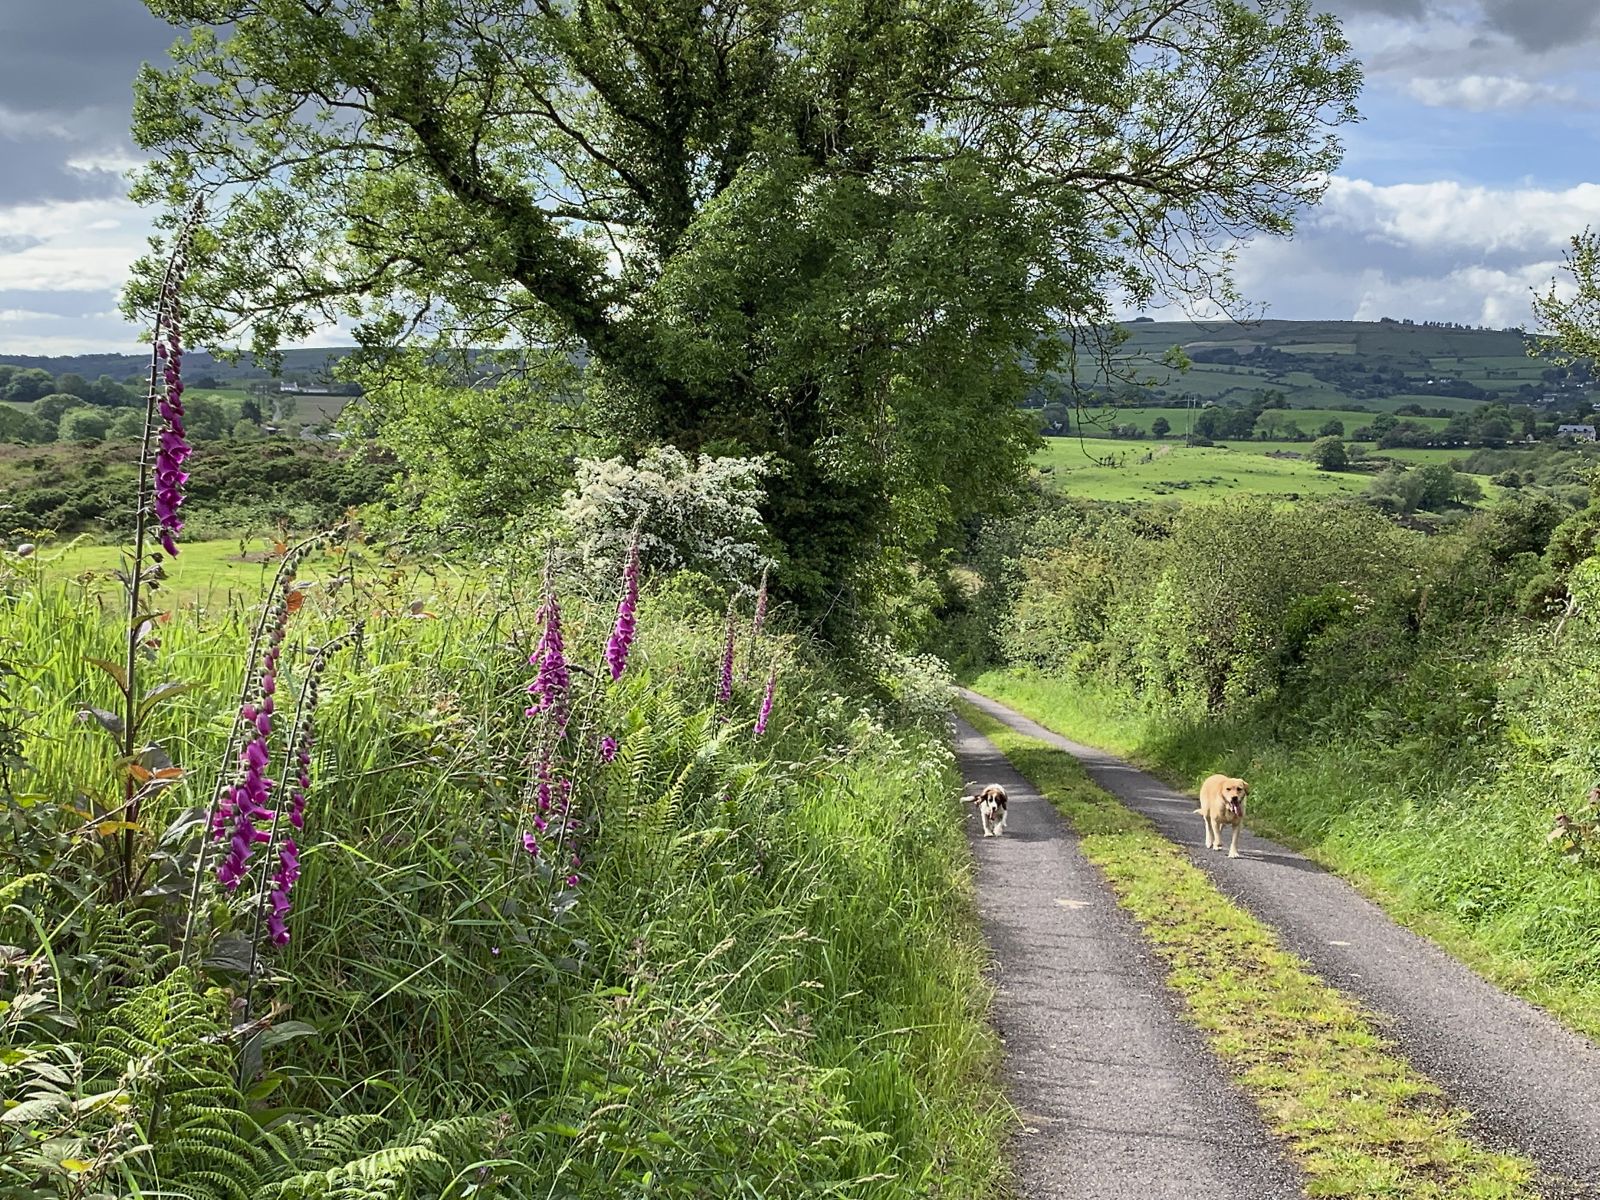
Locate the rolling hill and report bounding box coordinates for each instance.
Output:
[1049,318,1586,417]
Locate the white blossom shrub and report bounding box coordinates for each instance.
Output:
[560,446,773,587]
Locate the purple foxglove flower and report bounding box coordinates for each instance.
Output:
[526,590,570,735]
[266,838,300,945]
[755,665,777,736]
[522,831,540,856]
[600,735,618,762]
[745,566,769,681]
[604,535,641,681]
[149,302,191,556]
[752,567,768,639]
[260,628,350,948]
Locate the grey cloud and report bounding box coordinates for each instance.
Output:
[1479,0,1600,52]
[0,129,134,206]
[0,287,112,319]
[0,2,173,205]
[0,3,175,118]
[1321,0,1430,19]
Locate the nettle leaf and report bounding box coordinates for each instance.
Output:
[76,707,125,738]
[138,680,194,719]
[205,931,256,976]
[134,744,174,772]
[85,657,129,695]
[1,1094,67,1124]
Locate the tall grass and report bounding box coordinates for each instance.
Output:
[2,549,1006,1197]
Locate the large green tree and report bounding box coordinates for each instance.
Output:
[131,0,1359,626]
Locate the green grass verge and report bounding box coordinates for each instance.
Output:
[965,670,1600,1047]
[955,700,1545,1200]
[4,556,1012,1196]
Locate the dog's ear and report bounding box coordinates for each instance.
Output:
[1238,780,1250,795]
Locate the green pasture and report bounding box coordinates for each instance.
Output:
[14,535,462,611]
[1073,406,1449,436]
[1035,436,1501,504]
[1034,437,1371,502]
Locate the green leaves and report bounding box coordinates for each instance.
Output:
[130,0,1362,624]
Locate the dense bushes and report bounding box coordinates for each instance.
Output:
[1,441,392,538]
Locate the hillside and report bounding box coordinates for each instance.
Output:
[1051,318,1585,416]
[6,320,1574,407]
[0,345,359,385]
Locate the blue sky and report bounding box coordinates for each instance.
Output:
[2,0,1600,353]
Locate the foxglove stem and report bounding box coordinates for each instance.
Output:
[745,565,769,682]
[118,198,202,903]
[259,624,360,947]
[755,664,778,736]
[604,531,641,681]
[717,599,736,708]
[525,565,570,736]
[181,532,330,968]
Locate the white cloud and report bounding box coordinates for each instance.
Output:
[64,149,143,177]
[1315,177,1600,257]
[1217,175,1600,328]
[0,196,148,293]
[1406,74,1595,111]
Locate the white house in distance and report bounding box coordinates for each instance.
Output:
[1557,423,1597,442]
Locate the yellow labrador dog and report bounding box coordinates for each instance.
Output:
[1197,775,1248,858]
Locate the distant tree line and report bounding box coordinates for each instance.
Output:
[0,365,333,447]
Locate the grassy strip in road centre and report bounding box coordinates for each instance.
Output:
[957,701,1548,1200]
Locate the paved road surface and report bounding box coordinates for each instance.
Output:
[960,688,1600,1197]
[953,715,1303,1199]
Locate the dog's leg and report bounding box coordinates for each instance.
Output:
[1228,821,1240,859]
[1210,815,1224,852]
[995,808,1007,836]
[980,809,992,837]
[1201,813,1213,849]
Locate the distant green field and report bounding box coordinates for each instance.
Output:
[3,387,344,421]
[1065,319,1558,417]
[1364,447,1477,465]
[16,536,318,609]
[1374,394,1490,414]
[1035,434,1500,505]
[1073,406,1450,436]
[1035,437,1371,503]
[19,535,451,610]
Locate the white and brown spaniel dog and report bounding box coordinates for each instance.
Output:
[964,783,1009,837]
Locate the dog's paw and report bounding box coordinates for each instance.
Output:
[1228,850,1240,859]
